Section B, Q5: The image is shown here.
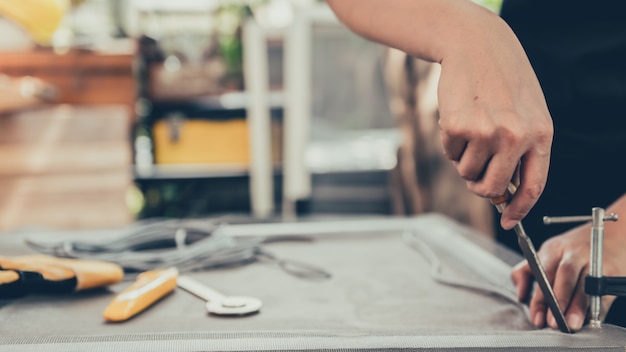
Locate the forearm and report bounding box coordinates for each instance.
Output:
[326,0,508,63]
[328,0,553,224]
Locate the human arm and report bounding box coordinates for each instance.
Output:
[511,194,626,331]
[326,0,554,229]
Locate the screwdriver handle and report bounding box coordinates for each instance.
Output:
[490,183,518,211]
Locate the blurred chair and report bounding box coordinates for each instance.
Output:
[383,49,494,237]
[243,2,397,220]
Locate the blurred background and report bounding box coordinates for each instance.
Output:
[0,0,405,231]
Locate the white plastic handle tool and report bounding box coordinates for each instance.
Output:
[176,276,262,316]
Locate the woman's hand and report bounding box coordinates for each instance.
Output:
[327,0,553,228]
[436,17,553,230]
[511,196,626,331]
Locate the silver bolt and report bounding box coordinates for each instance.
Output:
[543,213,618,225]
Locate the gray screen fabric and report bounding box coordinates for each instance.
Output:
[1,329,626,352]
[1,214,625,351]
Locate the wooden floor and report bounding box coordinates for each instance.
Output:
[0,104,134,231]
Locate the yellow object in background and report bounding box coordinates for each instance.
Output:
[0,0,68,45]
[103,267,179,323]
[153,119,251,165]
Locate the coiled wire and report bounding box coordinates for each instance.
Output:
[24,218,331,280]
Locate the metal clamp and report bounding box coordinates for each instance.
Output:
[543,208,620,328]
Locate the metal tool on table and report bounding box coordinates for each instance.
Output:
[544,208,626,328]
[490,183,572,333]
[177,275,262,316]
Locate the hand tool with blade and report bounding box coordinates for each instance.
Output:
[491,183,572,333]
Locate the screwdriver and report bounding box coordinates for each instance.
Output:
[491,183,572,333]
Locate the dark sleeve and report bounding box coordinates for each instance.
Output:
[605,297,626,328]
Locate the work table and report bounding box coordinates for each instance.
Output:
[1,214,625,351]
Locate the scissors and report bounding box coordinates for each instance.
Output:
[491,182,572,333]
[177,276,262,316]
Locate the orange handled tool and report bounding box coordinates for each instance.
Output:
[0,254,124,298]
[102,267,179,323]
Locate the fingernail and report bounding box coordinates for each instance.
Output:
[567,314,583,331]
[533,312,544,327]
[502,220,516,230]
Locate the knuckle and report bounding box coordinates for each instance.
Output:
[541,238,559,253]
[470,185,506,199]
[557,257,578,278]
[531,113,554,150]
[523,182,545,201]
[537,127,553,145]
[439,115,463,136]
[537,114,554,136]
[466,176,509,196]
[457,167,478,181]
[443,149,458,162]
[474,125,495,142]
[466,183,494,198]
[483,184,508,198]
[496,125,523,146]
[483,189,504,199]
